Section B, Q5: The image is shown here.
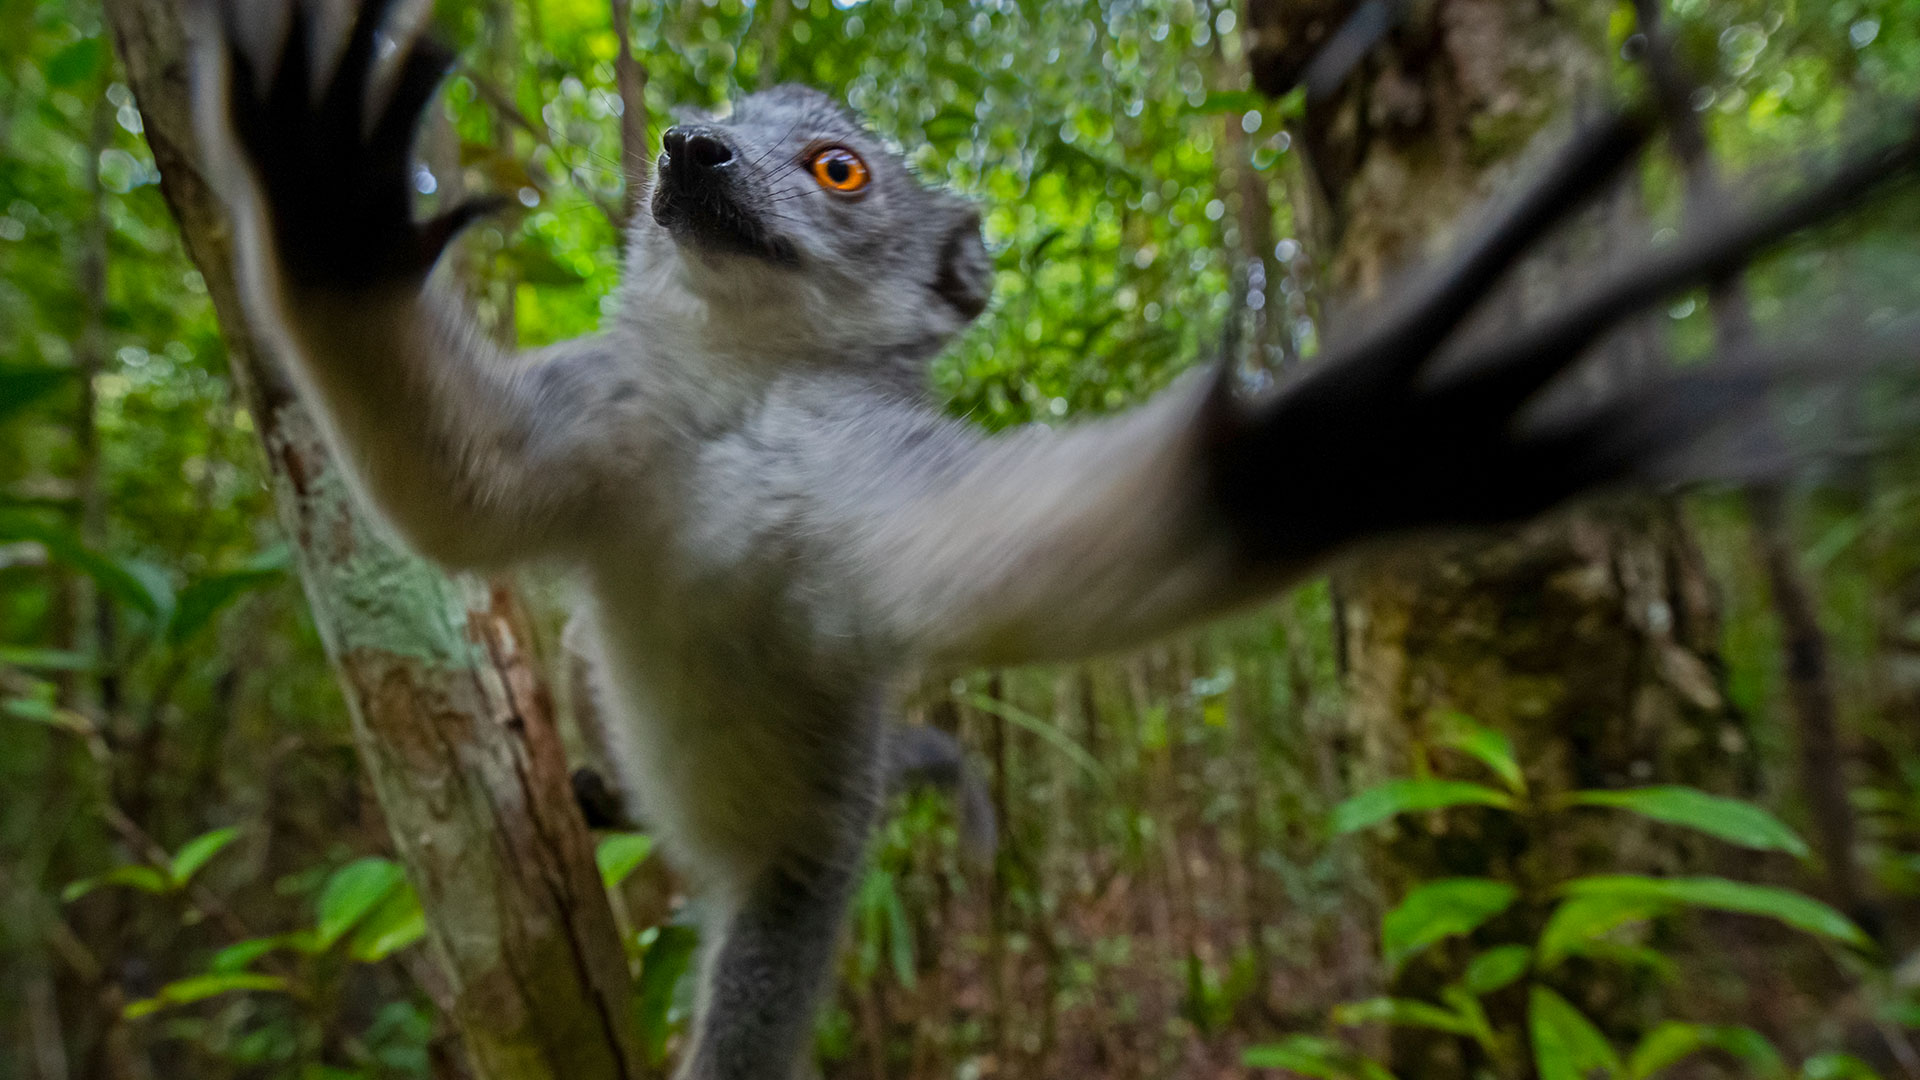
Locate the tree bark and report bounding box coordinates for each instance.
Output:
[102,4,643,1077]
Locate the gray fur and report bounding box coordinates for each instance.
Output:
[193,9,1280,1078]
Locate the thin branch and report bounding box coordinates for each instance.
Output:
[457,63,626,231]
[610,0,652,216]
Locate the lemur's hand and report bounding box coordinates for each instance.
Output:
[1205,108,1920,568]
[213,0,491,290]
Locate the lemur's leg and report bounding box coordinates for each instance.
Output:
[679,846,870,1080]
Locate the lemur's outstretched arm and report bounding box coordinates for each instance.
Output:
[197,0,621,567]
[838,108,1920,670]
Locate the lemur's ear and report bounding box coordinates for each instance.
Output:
[933,207,992,321]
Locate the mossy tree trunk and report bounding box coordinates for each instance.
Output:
[1248,1,1752,1073]
[102,4,643,1077]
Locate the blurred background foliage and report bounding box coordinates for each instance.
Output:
[4,0,1920,1077]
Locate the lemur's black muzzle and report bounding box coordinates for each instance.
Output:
[652,124,797,264]
[658,125,737,188]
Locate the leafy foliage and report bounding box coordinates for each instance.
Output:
[1250,711,1888,1079]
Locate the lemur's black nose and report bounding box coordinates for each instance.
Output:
[662,126,734,172]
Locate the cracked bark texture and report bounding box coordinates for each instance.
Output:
[102,3,643,1077]
[1248,1,1752,1073]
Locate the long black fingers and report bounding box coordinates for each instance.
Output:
[1439,110,1920,414]
[1524,365,1786,502]
[326,0,404,127]
[213,0,478,290]
[1525,325,1917,503]
[370,34,456,168]
[264,3,315,132]
[1302,0,1402,104]
[1323,109,1653,376]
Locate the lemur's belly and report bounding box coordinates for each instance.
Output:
[578,579,878,895]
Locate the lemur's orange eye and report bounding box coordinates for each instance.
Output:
[809,147,869,193]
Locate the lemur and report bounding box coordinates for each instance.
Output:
[192,1,1919,1076]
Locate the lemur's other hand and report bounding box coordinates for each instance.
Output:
[1205,107,1920,569]
[214,0,493,290]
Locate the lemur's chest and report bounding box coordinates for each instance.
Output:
[572,393,881,877]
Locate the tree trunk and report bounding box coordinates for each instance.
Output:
[1248,0,1750,1072]
[101,4,643,1077]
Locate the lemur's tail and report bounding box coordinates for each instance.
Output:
[884,724,998,865]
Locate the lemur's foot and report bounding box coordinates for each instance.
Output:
[210,0,499,290]
[571,768,638,831]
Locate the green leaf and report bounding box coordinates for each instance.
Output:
[1332,996,1478,1037]
[166,564,286,647]
[0,647,95,672]
[348,881,427,962]
[1537,895,1666,969]
[882,877,915,989]
[1331,779,1516,835]
[1563,876,1869,948]
[1432,712,1525,794]
[168,827,240,886]
[1566,787,1809,858]
[1242,1035,1396,1080]
[0,366,76,424]
[1586,943,1680,981]
[855,867,918,990]
[1801,1053,1887,1080]
[62,864,169,902]
[963,692,1112,791]
[0,511,171,621]
[1439,985,1497,1050]
[122,973,288,1019]
[595,832,655,891]
[1530,985,1623,1080]
[1626,1022,1785,1080]
[1460,944,1532,995]
[3,690,88,733]
[46,38,104,87]
[315,858,407,949]
[1381,878,1518,974]
[209,935,300,973]
[634,923,700,1066]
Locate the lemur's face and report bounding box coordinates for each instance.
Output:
[651,85,992,335]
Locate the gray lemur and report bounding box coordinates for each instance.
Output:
[192,0,1919,1076]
